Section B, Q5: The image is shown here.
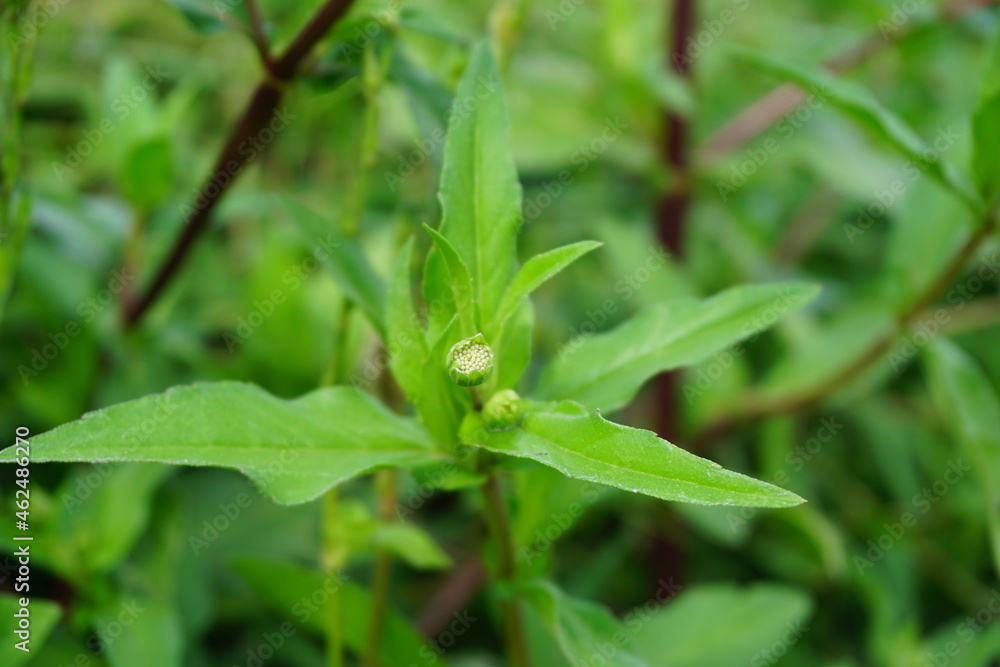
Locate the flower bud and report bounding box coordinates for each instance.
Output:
[447,333,494,387]
[483,389,523,431]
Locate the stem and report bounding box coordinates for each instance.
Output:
[480,471,531,667]
[694,211,998,445]
[699,0,997,162]
[653,0,695,444]
[124,0,359,328]
[364,469,398,667]
[321,488,345,667]
[243,0,272,66]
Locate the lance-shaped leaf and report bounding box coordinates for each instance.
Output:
[520,580,649,667]
[387,238,428,402]
[536,282,819,412]
[461,401,803,508]
[437,42,522,330]
[493,240,603,333]
[923,339,1000,577]
[424,224,476,336]
[734,49,981,212]
[280,197,388,337]
[0,382,445,505]
[972,30,1000,204]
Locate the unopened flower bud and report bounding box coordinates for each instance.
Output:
[483,389,523,431]
[447,333,494,387]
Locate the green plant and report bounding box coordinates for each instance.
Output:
[0,43,821,665]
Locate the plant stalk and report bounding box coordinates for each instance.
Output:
[481,471,531,666]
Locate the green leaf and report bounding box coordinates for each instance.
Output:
[461,401,804,508]
[972,31,1000,204]
[536,282,820,412]
[415,316,472,446]
[520,580,648,667]
[372,523,453,570]
[387,238,428,402]
[735,49,981,212]
[280,197,388,337]
[233,558,447,666]
[64,463,173,572]
[0,596,62,666]
[97,600,182,667]
[0,382,444,505]
[923,338,1000,577]
[162,0,245,34]
[423,224,475,337]
[494,240,603,333]
[120,136,172,211]
[490,297,534,392]
[631,584,813,667]
[437,42,522,331]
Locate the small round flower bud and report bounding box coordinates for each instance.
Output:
[447,333,494,387]
[483,389,523,431]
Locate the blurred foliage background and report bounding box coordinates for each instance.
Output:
[1,0,1000,665]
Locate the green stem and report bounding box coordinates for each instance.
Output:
[481,470,531,667]
[364,469,398,667]
[321,488,345,667]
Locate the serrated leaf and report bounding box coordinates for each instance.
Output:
[736,49,981,212]
[0,382,444,505]
[461,401,804,508]
[280,197,388,337]
[233,558,447,666]
[0,596,62,666]
[520,580,648,667]
[631,584,813,667]
[923,338,1000,577]
[437,42,522,332]
[387,238,428,402]
[494,240,602,333]
[536,282,820,412]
